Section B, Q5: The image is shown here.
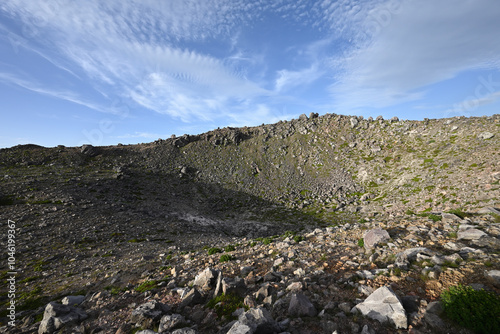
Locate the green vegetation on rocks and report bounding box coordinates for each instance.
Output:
[441,285,500,334]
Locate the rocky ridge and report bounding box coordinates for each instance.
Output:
[0,113,499,333]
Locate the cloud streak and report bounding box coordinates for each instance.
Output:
[0,71,114,114]
[330,0,500,111]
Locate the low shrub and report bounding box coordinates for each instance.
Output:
[441,284,500,334]
[219,254,233,262]
[224,245,235,252]
[428,214,442,222]
[293,235,304,243]
[208,247,222,255]
[206,293,247,319]
[357,238,364,248]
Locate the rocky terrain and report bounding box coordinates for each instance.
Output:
[0,113,499,333]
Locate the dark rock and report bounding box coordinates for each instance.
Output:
[222,277,247,297]
[288,293,317,317]
[130,301,169,328]
[38,302,88,334]
[227,308,280,334]
[485,270,500,288]
[158,314,188,332]
[179,288,203,309]
[80,144,99,156]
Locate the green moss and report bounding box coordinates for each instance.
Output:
[422,214,441,222]
[105,285,126,295]
[127,238,146,243]
[447,209,468,219]
[19,276,42,284]
[135,280,157,293]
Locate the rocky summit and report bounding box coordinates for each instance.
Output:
[0,113,499,334]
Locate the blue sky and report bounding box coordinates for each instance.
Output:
[1,0,499,148]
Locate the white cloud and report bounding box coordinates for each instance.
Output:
[444,90,500,117]
[0,71,115,114]
[1,0,276,122]
[331,0,500,110]
[275,65,323,92]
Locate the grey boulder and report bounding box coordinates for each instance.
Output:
[130,300,170,328]
[227,308,280,334]
[363,228,390,249]
[288,293,317,317]
[193,267,219,291]
[38,302,88,334]
[352,286,407,329]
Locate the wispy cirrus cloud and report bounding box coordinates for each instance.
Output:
[330,0,500,112]
[0,71,114,113]
[444,90,500,117]
[0,0,279,122]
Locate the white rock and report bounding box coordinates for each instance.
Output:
[353,286,407,329]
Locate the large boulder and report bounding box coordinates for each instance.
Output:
[38,302,88,334]
[227,308,280,334]
[363,228,390,249]
[395,247,431,270]
[352,286,407,329]
[193,267,219,291]
[159,314,189,332]
[80,144,99,156]
[222,277,247,297]
[61,295,85,306]
[288,293,317,317]
[130,301,170,328]
[179,288,204,308]
[457,228,487,241]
